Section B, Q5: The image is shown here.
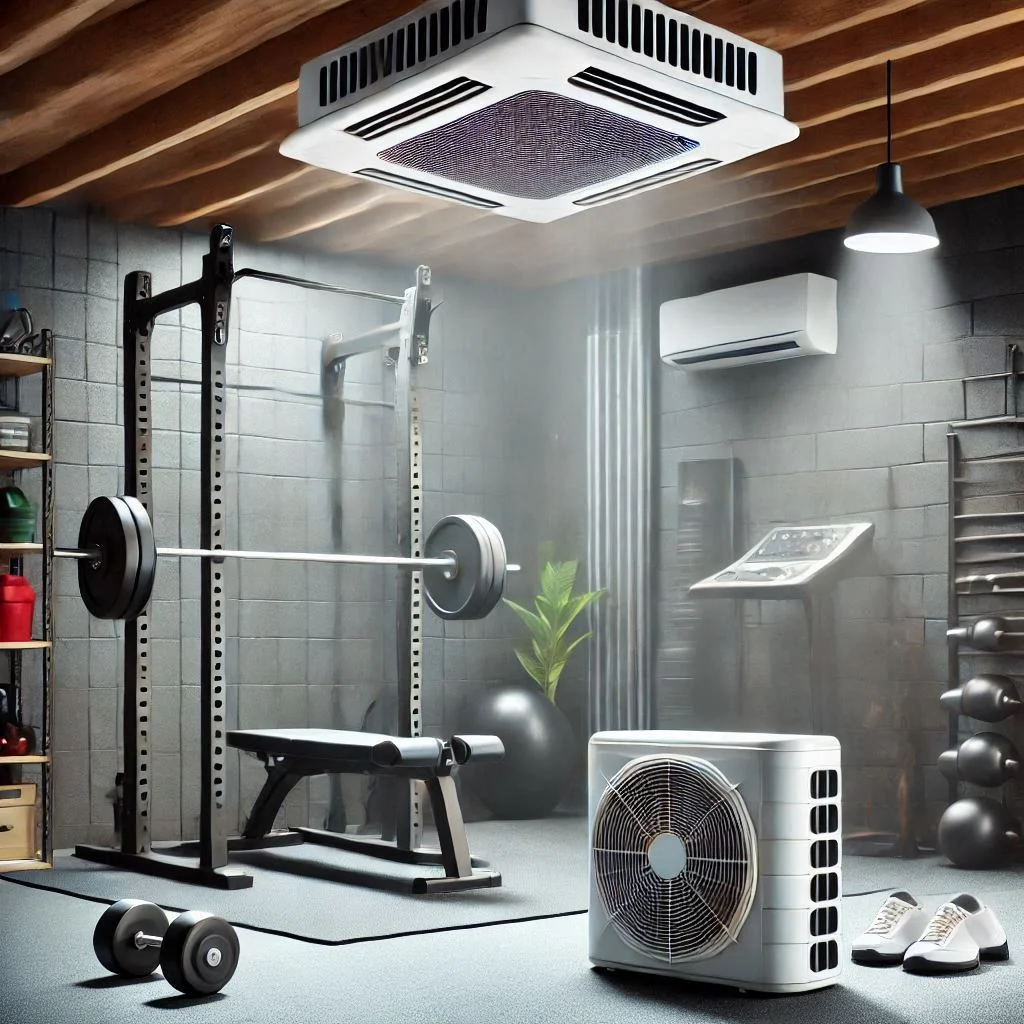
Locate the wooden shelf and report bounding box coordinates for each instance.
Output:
[0,354,52,378]
[0,641,51,650]
[0,859,50,874]
[0,450,50,471]
[0,754,49,765]
[0,543,43,556]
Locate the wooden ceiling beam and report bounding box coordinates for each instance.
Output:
[0,0,422,206]
[788,21,1024,127]
[0,0,131,75]
[84,95,298,202]
[669,0,930,52]
[248,183,412,242]
[0,0,356,173]
[784,0,1024,90]
[102,152,315,227]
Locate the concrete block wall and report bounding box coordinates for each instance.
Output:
[1,205,566,849]
[652,185,1024,841]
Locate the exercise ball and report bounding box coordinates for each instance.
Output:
[937,797,1021,869]
[460,684,576,819]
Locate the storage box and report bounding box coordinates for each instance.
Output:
[0,782,37,861]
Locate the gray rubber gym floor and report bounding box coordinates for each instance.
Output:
[6,818,1020,942]
[2,879,1023,1024]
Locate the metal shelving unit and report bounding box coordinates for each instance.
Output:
[0,328,55,873]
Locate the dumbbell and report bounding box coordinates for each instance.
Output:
[93,899,239,997]
[948,616,1014,652]
[940,675,1023,722]
[938,732,1021,787]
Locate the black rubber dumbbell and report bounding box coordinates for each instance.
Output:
[93,899,239,997]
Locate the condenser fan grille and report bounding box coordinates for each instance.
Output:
[378,90,699,200]
[593,753,757,963]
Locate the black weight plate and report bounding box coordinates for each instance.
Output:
[78,496,141,620]
[423,515,491,620]
[462,515,494,619]
[93,899,167,978]
[160,912,240,997]
[471,516,508,618]
[120,496,158,620]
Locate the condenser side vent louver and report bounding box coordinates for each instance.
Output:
[354,167,503,209]
[574,156,720,207]
[569,66,725,127]
[317,0,490,108]
[576,0,757,95]
[345,77,491,140]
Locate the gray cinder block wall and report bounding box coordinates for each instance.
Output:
[653,185,1024,841]
[1,205,574,848]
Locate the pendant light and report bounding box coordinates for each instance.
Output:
[843,60,938,253]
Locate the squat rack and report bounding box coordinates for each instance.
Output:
[75,224,433,887]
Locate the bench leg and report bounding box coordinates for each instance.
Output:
[242,763,304,840]
[425,775,473,878]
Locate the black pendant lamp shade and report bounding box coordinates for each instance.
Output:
[844,61,938,253]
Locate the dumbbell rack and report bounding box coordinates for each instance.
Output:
[944,340,1024,837]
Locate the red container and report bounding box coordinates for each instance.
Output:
[0,575,35,643]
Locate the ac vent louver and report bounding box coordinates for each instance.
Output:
[574,156,720,207]
[569,66,725,128]
[345,77,491,140]
[354,167,503,209]
[318,0,490,108]
[576,0,757,95]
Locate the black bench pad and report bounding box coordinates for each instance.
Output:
[227,728,446,769]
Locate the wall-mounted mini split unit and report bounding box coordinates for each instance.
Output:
[660,273,838,371]
[589,730,843,994]
[281,0,799,222]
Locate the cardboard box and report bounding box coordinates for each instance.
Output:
[0,782,37,861]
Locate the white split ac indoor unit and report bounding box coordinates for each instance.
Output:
[281,0,799,221]
[659,272,839,370]
[589,731,843,994]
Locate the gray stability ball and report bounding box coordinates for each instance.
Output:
[461,684,576,819]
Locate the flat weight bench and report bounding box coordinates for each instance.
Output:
[227,728,504,894]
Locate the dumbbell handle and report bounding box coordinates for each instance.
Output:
[134,928,224,967]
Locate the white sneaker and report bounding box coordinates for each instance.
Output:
[903,894,1009,974]
[851,891,929,964]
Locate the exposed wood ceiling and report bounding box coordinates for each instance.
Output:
[2,0,1022,286]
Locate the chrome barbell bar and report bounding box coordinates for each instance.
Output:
[54,545,520,573]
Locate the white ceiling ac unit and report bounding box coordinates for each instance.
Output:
[660,272,838,371]
[280,0,798,222]
[589,730,843,994]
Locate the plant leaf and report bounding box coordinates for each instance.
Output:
[514,648,546,688]
[553,590,605,645]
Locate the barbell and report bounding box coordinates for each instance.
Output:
[49,496,517,622]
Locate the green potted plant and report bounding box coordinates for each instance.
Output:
[461,558,604,819]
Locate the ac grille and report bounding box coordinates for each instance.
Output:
[811,769,839,799]
[346,77,491,141]
[810,872,839,903]
[810,804,839,835]
[318,0,489,108]
[574,156,720,207]
[810,940,839,972]
[577,1,757,96]
[669,339,799,367]
[354,168,503,209]
[810,839,838,869]
[569,66,725,128]
[810,907,839,937]
[380,90,699,201]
